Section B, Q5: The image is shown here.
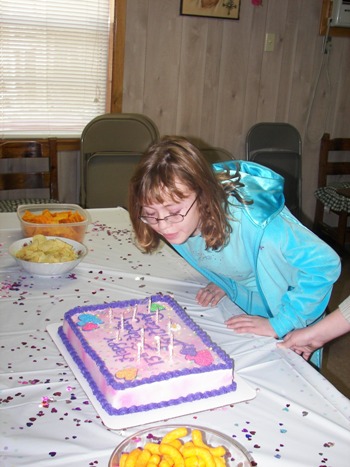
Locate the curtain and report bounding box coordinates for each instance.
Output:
[0,0,111,137]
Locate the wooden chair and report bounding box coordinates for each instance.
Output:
[0,138,59,212]
[313,133,350,251]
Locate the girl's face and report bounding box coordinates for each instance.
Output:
[140,182,201,245]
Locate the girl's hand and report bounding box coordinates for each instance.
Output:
[196,283,226,307]
[225,314,277,338]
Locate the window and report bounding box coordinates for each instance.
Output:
[0,0,114,137]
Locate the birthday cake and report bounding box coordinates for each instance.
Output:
[58,294,236,415]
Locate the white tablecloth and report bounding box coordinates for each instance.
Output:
[1,208,349,466]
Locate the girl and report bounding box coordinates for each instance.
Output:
[128,136,341,366]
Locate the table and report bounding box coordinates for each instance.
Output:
[1,208,349,466]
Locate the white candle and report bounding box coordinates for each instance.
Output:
[154,336,161,356]
[137,342,142,362]
[156,308,159,324]
[140,328,145,351]
[148,297,152,313]
[169,331,174,348]
[132,305,137,321]
[108,308,112,325]
[120,313,124,331]
[115,329,120,341]
[169,343,173,362]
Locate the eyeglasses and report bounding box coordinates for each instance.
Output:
[139,197,198,225]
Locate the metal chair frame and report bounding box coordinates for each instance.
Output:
[246,122,302,219]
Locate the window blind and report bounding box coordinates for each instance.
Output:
[0,0,111,137]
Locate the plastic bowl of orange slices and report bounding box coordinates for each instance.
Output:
[17,203,91,242]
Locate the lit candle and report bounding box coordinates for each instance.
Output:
[154,336,161,356]
[169,331,174,348]
[137,342,142,362]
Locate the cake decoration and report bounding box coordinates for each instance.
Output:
[58,294,236,415]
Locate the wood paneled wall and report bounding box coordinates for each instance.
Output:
[122,0,350,224]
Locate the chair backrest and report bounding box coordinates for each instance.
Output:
[0,138,58,200]
[200,147,235,164]
[317,133,350,188]
[80,113,160,208]
[314,133,350,250]
[246,122,302,219]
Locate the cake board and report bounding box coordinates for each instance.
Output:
[48,323,257,429]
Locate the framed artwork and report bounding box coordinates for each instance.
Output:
[181,0,241,20]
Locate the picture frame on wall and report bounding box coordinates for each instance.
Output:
[180,0,241,20]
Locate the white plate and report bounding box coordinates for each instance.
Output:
[48,323,257,429]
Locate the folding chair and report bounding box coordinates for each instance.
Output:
[246,123,302,219]
[80,113,160,209]
[200,146,235,164]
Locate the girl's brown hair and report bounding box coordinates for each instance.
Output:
[128,136,244,253]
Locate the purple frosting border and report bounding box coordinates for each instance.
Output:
[58,294,236,416]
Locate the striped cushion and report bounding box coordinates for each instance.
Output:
[0,199,60,213]
[315,182,350,213]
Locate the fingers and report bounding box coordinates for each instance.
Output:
[225,314,277,338]
[196,283,226,307]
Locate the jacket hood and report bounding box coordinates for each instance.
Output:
[212,160,285,227]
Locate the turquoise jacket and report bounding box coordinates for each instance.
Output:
[173,161,341,364]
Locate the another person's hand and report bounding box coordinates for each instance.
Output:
[225,314,277,338]
[277,329,319,360]
[196,283,226,307]
[277,308,350,361]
